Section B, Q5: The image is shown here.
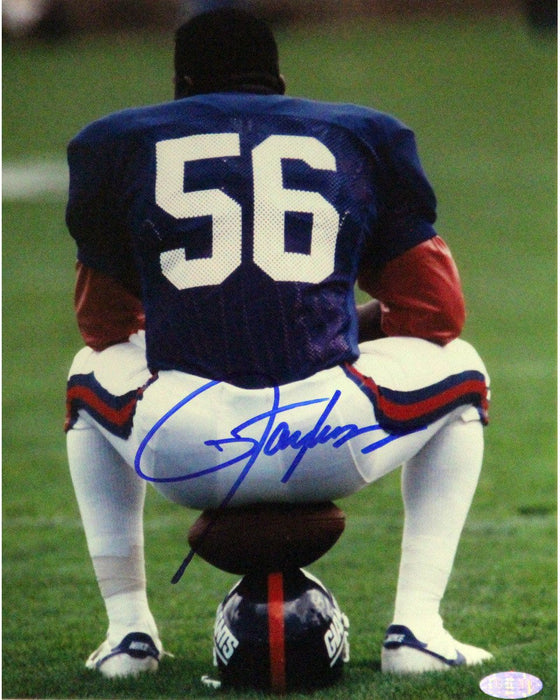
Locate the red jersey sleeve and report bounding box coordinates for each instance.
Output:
[357,236,465,345]
[74,261,145,351]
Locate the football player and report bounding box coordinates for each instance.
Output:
[65,8,493,678]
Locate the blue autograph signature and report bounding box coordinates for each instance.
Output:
[135,378,420,499]
[133,379,423,582]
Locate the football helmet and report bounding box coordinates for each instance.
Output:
[212,568,349,692]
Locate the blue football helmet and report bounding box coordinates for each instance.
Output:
[212,568,349,692]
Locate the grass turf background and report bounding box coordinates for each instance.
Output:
[3,12,556,700]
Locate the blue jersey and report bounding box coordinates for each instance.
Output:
[66,93,437,388]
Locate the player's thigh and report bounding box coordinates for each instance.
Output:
[346,336,489,482]
[66,333,152,466]
[355,336,489,389]
[68,332,151,395]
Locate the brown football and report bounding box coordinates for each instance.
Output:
[187,501,346,574]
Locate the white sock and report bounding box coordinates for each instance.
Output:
[392,417,484,640]
[67,422,158,643]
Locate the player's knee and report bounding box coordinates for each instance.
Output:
[445,338,490,386]
[68,345,97,377]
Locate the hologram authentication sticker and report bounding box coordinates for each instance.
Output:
[480,671,543,698]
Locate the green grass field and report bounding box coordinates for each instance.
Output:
[3,11,556,700]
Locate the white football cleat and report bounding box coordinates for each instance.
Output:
[381,624,493,674]
[85,631,163,678]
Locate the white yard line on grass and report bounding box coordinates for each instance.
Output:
[3,158,68,200]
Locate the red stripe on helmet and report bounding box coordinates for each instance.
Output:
[267,572,286,694]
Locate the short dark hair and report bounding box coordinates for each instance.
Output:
[174,9,284,97]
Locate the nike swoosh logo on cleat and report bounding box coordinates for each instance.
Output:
[382,625,466,666]
[444,650,466,666]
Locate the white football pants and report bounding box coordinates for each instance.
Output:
[66,332,489,510]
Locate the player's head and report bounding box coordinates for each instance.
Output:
[174,8,285,98]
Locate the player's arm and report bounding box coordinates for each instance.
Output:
[74,261,145,351]
[357,235,465,345]
[66,122,145,351]
[356,119,465,345]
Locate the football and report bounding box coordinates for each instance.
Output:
[188,501,346,574]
